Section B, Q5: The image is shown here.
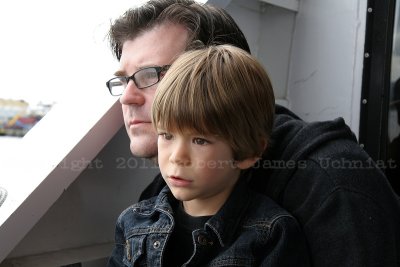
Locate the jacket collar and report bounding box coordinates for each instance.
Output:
[153,186,176,214]
[205,171,253,247]
[152,172,254,247]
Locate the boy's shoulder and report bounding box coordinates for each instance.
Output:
[116,186,175,238]
[118,186,170,223]
[117,196,157,224]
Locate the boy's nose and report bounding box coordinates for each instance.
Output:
[169,143,191,166]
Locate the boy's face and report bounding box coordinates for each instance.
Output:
[117,23,189,159]
[157,130,241,216]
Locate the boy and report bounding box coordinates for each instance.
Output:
[108,45,310,266]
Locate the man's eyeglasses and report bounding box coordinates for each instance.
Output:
[106,65,170,96]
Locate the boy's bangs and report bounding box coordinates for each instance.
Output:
[155,85,216,135]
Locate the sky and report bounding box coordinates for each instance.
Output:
[0,0,151,105]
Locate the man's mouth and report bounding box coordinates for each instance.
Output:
[129,119,150,126]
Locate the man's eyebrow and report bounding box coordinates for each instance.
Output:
[113,65,164,77]
[114,70,127,77]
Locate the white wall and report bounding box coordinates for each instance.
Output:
[288,0,367,135]
[214,0,367,135]
[2,128,158,266]
[220,0,295,105]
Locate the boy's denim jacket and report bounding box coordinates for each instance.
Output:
[108,178,310,267]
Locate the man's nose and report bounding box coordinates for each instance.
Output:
[119,80,145,106]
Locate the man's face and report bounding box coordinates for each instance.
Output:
[118,23,189,158]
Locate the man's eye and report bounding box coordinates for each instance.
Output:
[193,138,209,145]
[144,72,157,79]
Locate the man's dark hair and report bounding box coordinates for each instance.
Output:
[108,0,250,60]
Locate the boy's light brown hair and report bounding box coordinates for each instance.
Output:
[152,45,275,160]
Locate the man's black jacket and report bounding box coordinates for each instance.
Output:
[139,105,400,267]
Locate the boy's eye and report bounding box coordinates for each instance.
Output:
[159,133,173,140]
[193,138,209,145]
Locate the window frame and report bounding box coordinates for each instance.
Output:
[359,0,397,161]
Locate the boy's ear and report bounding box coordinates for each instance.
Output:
[235,157,260,170]
[235,139,267,170]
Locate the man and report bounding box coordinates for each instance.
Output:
[106,0,400,266]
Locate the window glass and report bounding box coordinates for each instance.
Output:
[0,0,149,141]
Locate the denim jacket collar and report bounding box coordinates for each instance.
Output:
[205,175,252,247]
[152,171,254,248]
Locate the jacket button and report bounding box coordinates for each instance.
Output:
[153,240,161,249]
[197,235,211,246]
